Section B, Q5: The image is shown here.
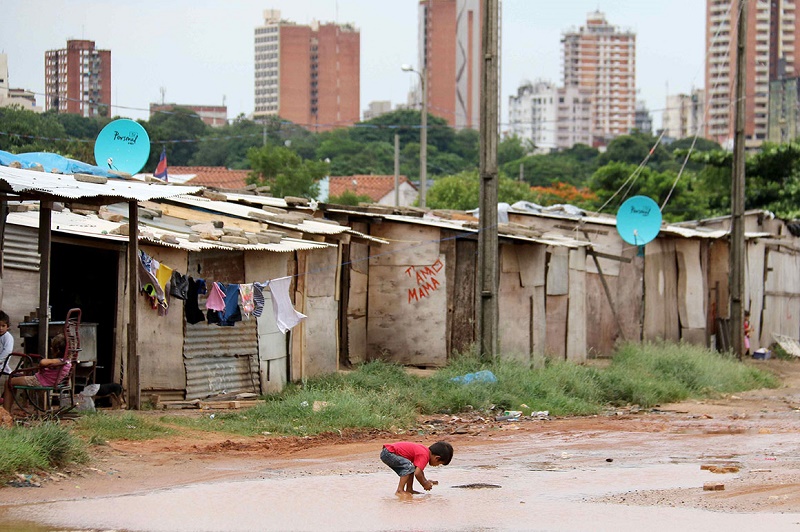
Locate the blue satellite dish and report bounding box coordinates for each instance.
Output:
[616,196,662,246]
[94,119,150,175]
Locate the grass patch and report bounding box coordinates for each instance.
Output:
[165,342,779,437]
[72,412,176,444]
[0,422,87,482]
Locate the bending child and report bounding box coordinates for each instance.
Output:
[380,440,453,495]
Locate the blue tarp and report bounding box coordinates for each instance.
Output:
[0,150,119,178]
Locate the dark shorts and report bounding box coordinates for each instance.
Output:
[380,447,416,477]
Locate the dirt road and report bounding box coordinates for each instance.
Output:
[1,359,799,531]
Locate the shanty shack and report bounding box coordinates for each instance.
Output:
[507,206,800,356]
[321,206,591,366]
[0,165,358,401]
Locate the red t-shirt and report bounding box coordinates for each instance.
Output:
[384,442,430,470]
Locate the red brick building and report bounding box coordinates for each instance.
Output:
[418,0,482,129]
[254,9,360,131]
[45,40,111,117]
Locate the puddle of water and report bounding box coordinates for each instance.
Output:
[3,431,800,531]
[4,461,798,532]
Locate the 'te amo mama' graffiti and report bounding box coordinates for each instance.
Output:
[405,258,444,303]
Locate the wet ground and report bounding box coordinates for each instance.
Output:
[2,425,800,531]
[2,359,800,531]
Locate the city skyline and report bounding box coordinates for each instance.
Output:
[1,1,704,130]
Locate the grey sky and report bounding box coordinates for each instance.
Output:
[1,0,705,130]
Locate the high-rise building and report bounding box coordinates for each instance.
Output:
[508,80,558,151]
[253,9,360,131]
[768,76,800,143]
[416,0,484,129]
[663,89,705,140]
[705,0,800,149]
[561,11,636,141]
[508,80,593,151]
[0,54,41,112]
[44,40,111,117]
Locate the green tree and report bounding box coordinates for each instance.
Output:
[247,144,329,198]
[587,162,705,222]
[146,107,209,167]
[327,189,372,206]
[598,132,675,172]
[0,107,67,153]
[498,135,527,166]
[191,116,263,169]
[427,170,537,210]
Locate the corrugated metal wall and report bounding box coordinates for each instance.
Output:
[184,319,261,400]
[3,224,40,271]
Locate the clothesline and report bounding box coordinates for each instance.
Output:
[137,250,306,333]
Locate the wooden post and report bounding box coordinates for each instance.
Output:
[394,133,400,206]
[127,201,140,409]
[477,0,500,360]
[730,0,747,360]
[37,201,52,356]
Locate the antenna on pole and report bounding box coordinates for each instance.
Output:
[159,86,166,105]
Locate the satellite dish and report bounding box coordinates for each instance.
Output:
[616,195,662,246]
[94,119,150,175]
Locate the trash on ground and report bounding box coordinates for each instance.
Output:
[451,370,497,385]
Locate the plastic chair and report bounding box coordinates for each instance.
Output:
[9,308,81,418]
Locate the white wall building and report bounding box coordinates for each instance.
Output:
[663,89,705,140]
[0,54,42,112]
[508,80,558,152]
[555,85,594,149]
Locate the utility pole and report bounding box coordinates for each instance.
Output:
[401,64,428,207]
[477,0,499,360]
[394,133,400,206]
[730,0,747,360]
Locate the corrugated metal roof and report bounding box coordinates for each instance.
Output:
[0,165,203,202]
[324,208,588,248]
[6,209,334,253]
[166,194,350,235]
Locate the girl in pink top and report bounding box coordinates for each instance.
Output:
[2,333,70,413]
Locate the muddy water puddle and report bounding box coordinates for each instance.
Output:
[3,431,800,531]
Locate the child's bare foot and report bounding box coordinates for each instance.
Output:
[395,491,413,498]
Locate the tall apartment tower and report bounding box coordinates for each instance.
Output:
[705,0,800,148]
[663,89,705,140]
[44,40,111,117]
[254,10,360,131]
[561,11,636,143]
[417,0,484,129]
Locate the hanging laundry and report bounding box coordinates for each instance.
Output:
[252,281,269,317]
[195,278,207,295]
[139,250,153,272]
[137,253,167,311]
[268,276,307,333]
[149,258,160,277]
[219,283,242,326]
[169,271,189,300]
[240,283,255,317]
[185,277,206,324]
[205,282,227,311]
[156,263,173,292]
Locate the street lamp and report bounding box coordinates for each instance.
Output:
[401,64,427,208]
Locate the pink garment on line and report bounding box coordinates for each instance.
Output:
[205,282,227,311]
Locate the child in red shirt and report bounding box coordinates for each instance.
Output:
[380,440,453,495]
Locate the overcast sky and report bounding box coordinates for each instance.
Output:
[1,0,705,131]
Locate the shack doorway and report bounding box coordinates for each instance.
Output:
[49,241,120,386]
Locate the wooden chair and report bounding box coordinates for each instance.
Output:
[9,308,81,418]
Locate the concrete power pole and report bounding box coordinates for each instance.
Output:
[730,0,747,360]
[477,0,500,360]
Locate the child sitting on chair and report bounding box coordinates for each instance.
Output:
[2,334,70,413]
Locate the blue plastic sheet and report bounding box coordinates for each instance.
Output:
[450,369,497,384]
